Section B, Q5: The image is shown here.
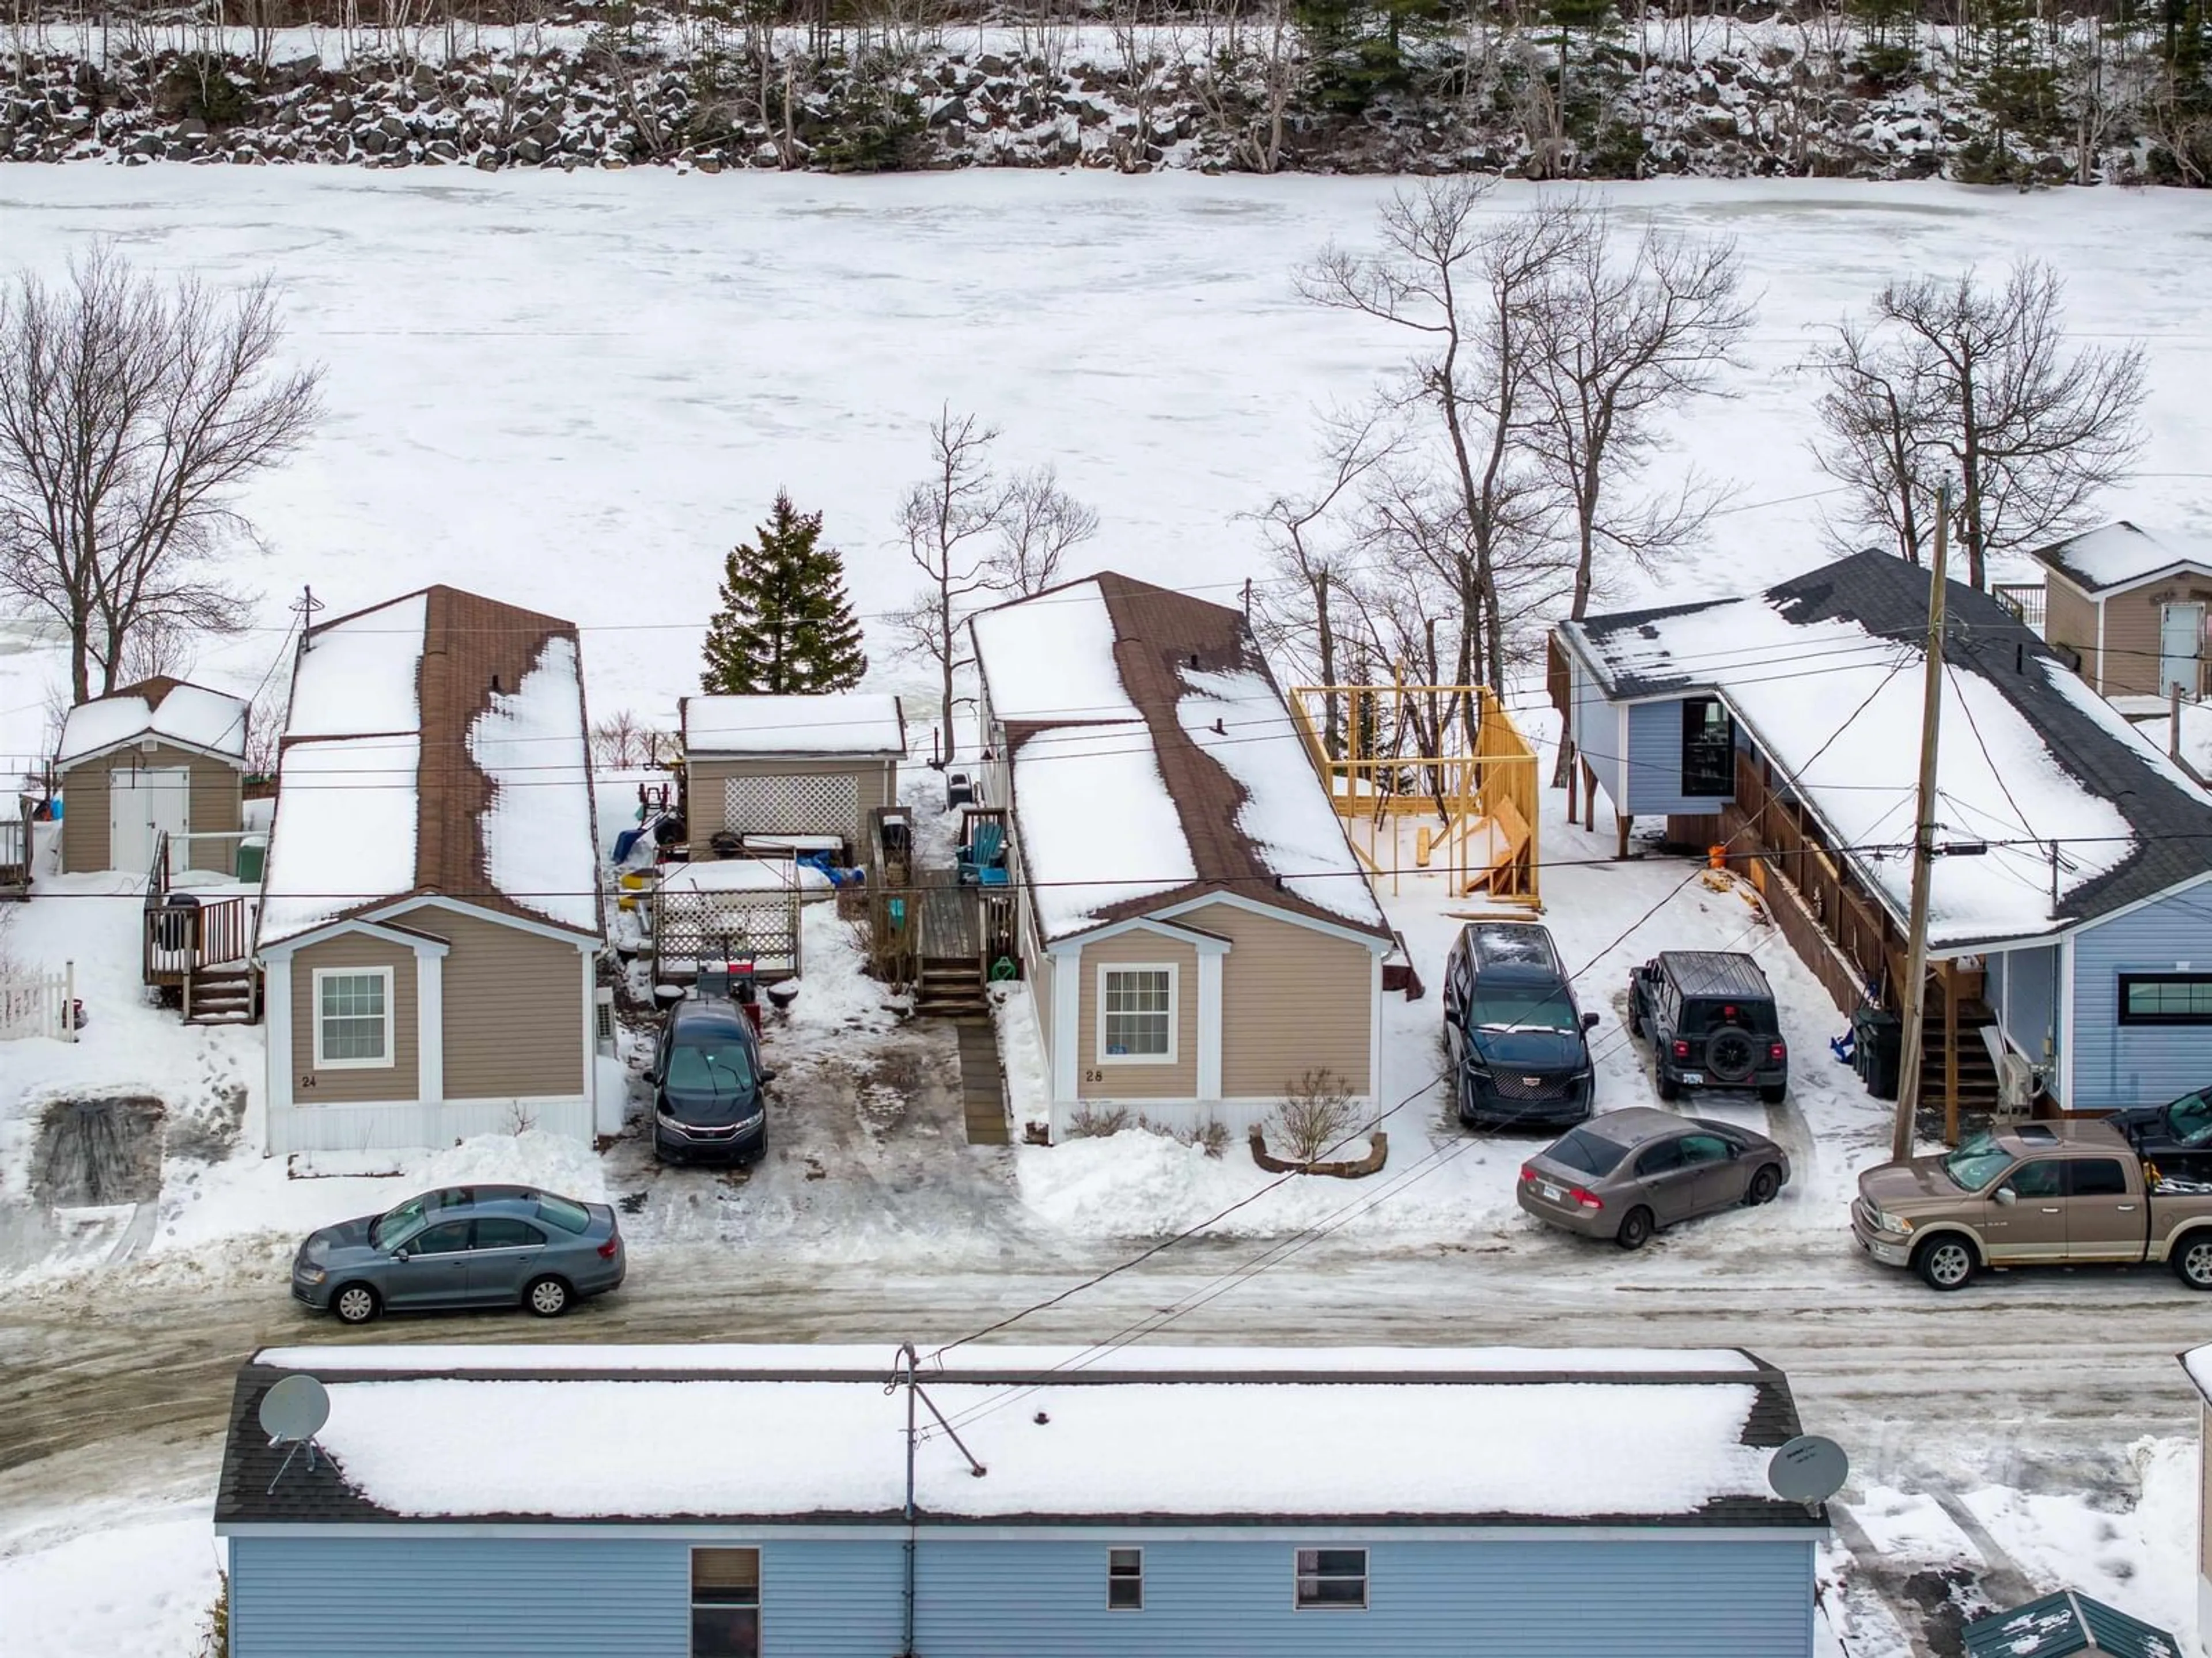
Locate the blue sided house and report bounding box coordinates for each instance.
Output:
[215,1343,1829,1658]
[1555,549,2212,1121]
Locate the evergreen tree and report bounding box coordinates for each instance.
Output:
[700,493,869,696]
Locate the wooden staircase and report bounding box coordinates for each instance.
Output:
[1918,998,2001,1123]
[185,966,261,1027]
[914,955,989,1019]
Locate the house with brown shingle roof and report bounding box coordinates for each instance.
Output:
[969,573,1394,1140]
[252,586,608,1156]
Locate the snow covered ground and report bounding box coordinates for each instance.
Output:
[3,172,2212,756]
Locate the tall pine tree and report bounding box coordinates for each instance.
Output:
[700,493,869,696]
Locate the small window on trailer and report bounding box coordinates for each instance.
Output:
[1294,1547,1368,1610]
[691,1547,759,1658]
[312,967,395,1069]
[1107,1547,1143,1610]
[2119,973,2212,1025]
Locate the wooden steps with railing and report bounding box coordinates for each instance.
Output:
[185,966,260,1026]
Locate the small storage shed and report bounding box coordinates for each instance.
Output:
[678,693,904,861]
[2032,521,2212,702]
[1961,1590,2181,1658]
[54,676,250,875]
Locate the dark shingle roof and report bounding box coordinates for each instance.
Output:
[1963,1589,2181,1658]
[1564,550,2212,946]
[215,1348,1824,1532]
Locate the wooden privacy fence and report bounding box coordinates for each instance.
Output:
[1725,749,1898,1009]
[0,963,75,1042]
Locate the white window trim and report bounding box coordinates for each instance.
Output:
[1096,962,1177,1067]
[312,965,396,1071]
[1105,1545,1143,1612]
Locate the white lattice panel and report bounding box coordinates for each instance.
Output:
[722,773,859,837]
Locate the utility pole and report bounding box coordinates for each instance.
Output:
[1892,483,1950,1163]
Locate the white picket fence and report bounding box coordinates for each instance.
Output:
[0,962,75,1042]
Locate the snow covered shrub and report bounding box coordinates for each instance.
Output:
[1135,1113,1230,1158]
[1065,1104,1131,1138]
[1268,1068,1359,1164]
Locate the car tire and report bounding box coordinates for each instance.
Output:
[525,1275,573,1318]
[1745,1164,1782,1206]
[1705,1024,1758,1085]
[1627,996,1644,1039]
[1759,1083,1787,1105]
[332,1283,380,1325]
[1615,1206,1655,1251]
[1656,1069,1681,1103]
[2173,1233,2212,1291]
[1913,1235,1978,1291]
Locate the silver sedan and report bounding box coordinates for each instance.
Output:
[1516,1107,1791,1250]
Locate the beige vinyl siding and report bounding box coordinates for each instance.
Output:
[290,933,420,1103]
[59,742,244,873]
[2042,578,2100,690]
[388,902,585,1099]
[1074,931,1198,1101]
[1179,901,1376,1100]
[684,757,895,856]
[2122,578,2212,698]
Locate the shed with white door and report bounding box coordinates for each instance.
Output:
[54,676,251,876]
[2033,521,2212,702]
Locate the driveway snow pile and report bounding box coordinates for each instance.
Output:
[0,1501,221,1658]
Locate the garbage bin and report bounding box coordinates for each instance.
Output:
[156,890,201,952]
[1853,1004,1903,1101]
[234,834,267,884]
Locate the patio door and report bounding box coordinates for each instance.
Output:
[2161,602,2205,697]
[109,767,189,875]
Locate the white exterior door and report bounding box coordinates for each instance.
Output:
[109,767,190,873]
[2162,601,2205,696]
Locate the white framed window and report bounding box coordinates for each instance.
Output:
[1097,964,1176,1065]
[691,1547,760,1658]
[1107,1547,1143,1611]
[312,966,395,1069]
[1294,1547,1368,1611]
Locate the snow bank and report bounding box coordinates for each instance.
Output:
[306,1371,1770,1520]
[777,904,896,1038]
[469,634,598,934]
[1011,721,1194,939]
[657,857,823,896]
[0,1505,220,1658]
[972,579,1138,724]
[683,692,904,756]
[56,682,249,764]
[1177,667,1384,928]
[286,591,426,739]
[415,1128,611,1203]
[258,736,419,943]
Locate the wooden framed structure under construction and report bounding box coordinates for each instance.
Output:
[1288,682,1541,909]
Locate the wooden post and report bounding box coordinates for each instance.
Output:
[1892,483,1950,1164]
[1580,759,1596,831]
[1615,812,1631,859]
[2171,679,2185,763]
[1565,746,1579,822]
[1942,963,1961,1145]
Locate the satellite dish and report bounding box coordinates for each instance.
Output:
[259,1375,331,1493]
[1767,1435,1850,1505]
[259,1375,331,1444]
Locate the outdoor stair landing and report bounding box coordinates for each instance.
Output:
[953,1018,1009,1146]
[186,966,260,1027]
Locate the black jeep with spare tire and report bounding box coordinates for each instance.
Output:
[1627,951,1789,1105]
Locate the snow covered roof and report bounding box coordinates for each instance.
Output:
[54,677,249,767]
[2029,520,2212,596]
[258,586,600,948]
[1560,551,2212,950]
[218,1345,1821,1532]
[971,574,1389,944]
[681,693,905,759]
[1963,1589,2180,1658]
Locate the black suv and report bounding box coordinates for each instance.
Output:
[1442,921,1599,1129]
[2115,1085,2212,1182]
[645,995,774,1165]
[1627,952,1787,1104]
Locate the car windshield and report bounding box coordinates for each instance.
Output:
[1545,1127,1628,1177]
[2168,1091,2212,1147]
[369,1194,430,1249]
[1941,1131,2014,1192]
[666,1035,756,1097]
[1471,987,1579,1033]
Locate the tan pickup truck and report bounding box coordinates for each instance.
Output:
[1851,1120,2212,1291]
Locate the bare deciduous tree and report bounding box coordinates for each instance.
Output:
[1526,207,1755,624]
[895,406,1006,760]
[987,463,1097,597]
[590,707,672,770]
[1812,260,2146,589]
[1268,1066,1361,1164]
[0,247,324,705]
[1298,179,1581,705]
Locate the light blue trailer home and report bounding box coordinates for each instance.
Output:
[1556,550,2212,1116]
[217,1343,1830,1658]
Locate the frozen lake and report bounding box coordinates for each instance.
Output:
[2,170,2210,743]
